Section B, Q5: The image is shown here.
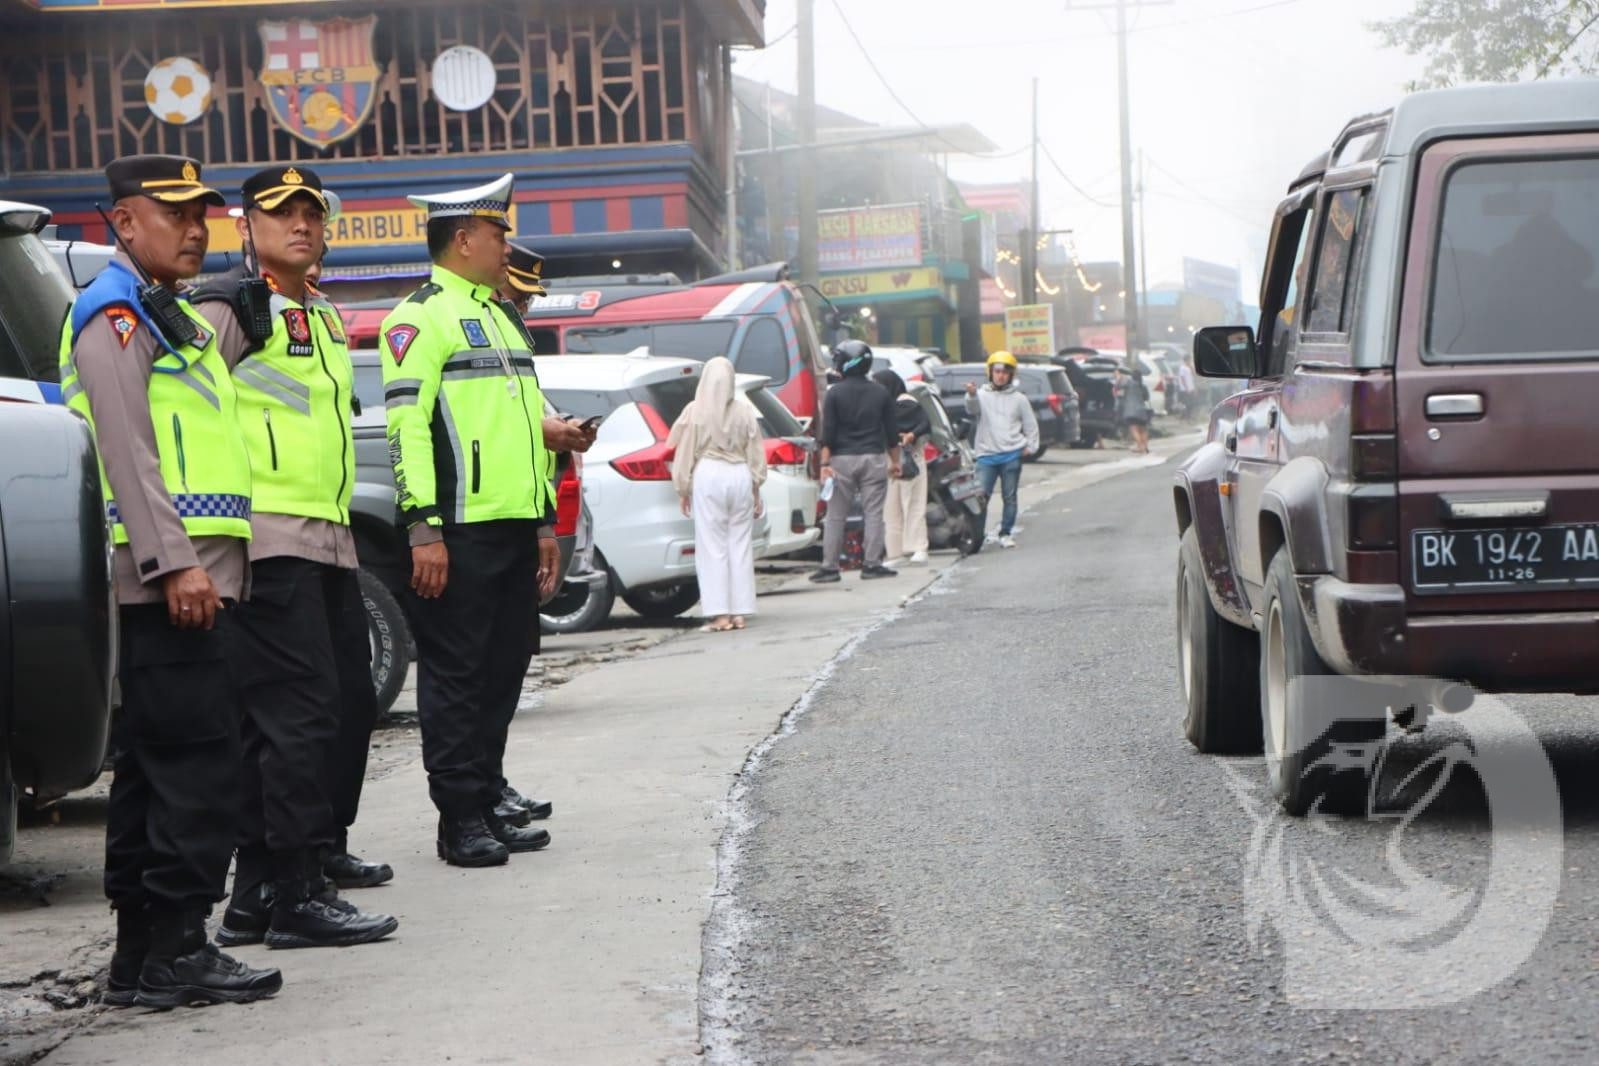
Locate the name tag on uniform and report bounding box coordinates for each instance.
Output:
[283,309,314,357]
[461,319,491,348]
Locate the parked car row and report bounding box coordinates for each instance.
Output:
[930,362,1082,460]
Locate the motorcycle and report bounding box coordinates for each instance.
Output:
[908,383,984,556]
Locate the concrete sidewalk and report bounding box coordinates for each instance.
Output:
[12,435,1199,1065]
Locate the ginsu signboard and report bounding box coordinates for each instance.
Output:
[258,17,381,147]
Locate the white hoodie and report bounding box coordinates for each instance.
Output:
[964,382,1040,458]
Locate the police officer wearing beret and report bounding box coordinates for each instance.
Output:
[192,166,397,949]
[378,175,559,866]
[59,155,281,1007]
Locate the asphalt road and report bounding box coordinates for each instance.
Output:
[703,453,1599,1064]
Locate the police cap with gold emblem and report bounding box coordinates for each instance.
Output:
[506,242,547,296]
[407,172,514,229]
[106,154,225,207]
[239,165,342,219]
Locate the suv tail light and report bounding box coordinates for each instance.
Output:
[1347,485,1399,550]
[923,442,940,462]
[764,439,808,467]
[1047,394,1064,416]
[1350,435,1398,481]
[553,457,582,537]
[1152,377,1165,392]
[611,402,674,481]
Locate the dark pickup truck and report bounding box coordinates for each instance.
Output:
[1173,81,1599,816]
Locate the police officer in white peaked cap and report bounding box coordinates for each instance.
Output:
[378,172,560,867]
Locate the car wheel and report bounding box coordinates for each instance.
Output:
[1071,428,1099,449]
[541,573,616,635]
[1259,547,1385,816]
[1024,446,1048,463]
[358,568,412,717]
[621,581,701,619]
[1176,528,1261,755]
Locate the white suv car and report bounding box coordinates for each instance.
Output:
[536,354,775,625]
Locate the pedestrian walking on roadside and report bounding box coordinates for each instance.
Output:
[964,351,1039,550]
[811,340,901,583]
[379,173,559,868]
[193,166,397,951]
[669,357,767,631]
[1116,364,1152,454]
[872,368,932,567]
[59,154,282,1007]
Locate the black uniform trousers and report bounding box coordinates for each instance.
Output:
[409,520,541,818]
[227,557,374,884]
[104,605,242,913]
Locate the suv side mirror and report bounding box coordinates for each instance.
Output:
[1193,326,1260,379]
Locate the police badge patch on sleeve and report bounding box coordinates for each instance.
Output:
[385,324,420,365]
[105,307,140,348]
[461,319,491,348]
[283,309,314,356]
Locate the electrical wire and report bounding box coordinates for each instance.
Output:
[1040,142,1120,209]
[1143,156,1269,230]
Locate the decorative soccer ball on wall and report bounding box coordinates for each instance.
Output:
[145,57,215,126]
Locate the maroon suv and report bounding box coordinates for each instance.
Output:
[1173,81,1599,815]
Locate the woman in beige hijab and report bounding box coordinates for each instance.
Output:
[669,357,768,631]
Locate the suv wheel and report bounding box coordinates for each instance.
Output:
[541,565,616,635]
[621,581,701,620]
[358,569,412,717]
[1176,528,1261,754]
[1260,548,1385,816]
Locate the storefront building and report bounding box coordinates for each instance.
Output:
[0,0,763,295]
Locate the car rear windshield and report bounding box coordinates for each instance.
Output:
[640,377,699,427]
[564,321,737,360]
[543,387,622,423]
[1429,156,1599,361]
[351,359,384,413]
[0,232,74,381]
[745,385,803,438]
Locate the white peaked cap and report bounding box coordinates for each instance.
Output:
[406,172,514,227]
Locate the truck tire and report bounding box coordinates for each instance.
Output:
[541,574,616,635]
[1176,528,1261,754]
[621,581,701,620]
[358,569,410,717]
[1259,548,1385,816]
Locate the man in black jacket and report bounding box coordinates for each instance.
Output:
[811,340,900,583]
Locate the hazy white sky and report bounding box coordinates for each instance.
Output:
[734,0,1429,294]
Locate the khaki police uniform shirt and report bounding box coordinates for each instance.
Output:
[199,290,359,569]
[71,254,248,604]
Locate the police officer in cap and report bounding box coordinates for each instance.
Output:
[60,155,281,1006]
[378,174,560,866]
[192,166,397,949]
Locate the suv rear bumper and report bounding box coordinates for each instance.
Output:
[1306,575,1599,693]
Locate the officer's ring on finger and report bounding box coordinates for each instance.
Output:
[181,606,192,613]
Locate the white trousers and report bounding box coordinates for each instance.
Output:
[885,461,929,558]
[692,458,758,617]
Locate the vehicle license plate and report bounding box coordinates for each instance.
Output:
[1411,524,1599,592]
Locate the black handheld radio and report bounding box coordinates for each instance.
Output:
[235,214,275,346]
[95,205,201,350]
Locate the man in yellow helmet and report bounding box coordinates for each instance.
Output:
[59,154,282,1008]
[964,351,1039,549]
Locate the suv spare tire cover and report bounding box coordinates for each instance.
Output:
[0,404,115,793]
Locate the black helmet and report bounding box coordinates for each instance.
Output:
[832,339,873,377]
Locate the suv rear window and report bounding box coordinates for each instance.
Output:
[0,232,74,381]
[640,377,699,427]
[565,321,737,360]
[745,385,802,438]
[1429,156,1599,361]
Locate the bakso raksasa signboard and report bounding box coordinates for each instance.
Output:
[1004,303,1056,357]
[818,204,923,271]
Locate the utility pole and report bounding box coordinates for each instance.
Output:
[796,0,819,288]
[1137,148,1149,332]
[1023,76,1039,306]
[723,45,739,271]
[1066,0,1171,362]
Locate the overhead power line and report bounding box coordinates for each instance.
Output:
[1040,141,1120,209]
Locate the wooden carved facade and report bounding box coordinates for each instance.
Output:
[0,0,725,175]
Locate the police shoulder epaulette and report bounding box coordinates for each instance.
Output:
[405,282,443,306]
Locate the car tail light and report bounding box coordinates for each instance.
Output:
[1347,486,1398,550]
[923,442,940,462]
[1350,434,1397,481]
[611,402,674,481]
[1152,378,1165,392]
[553,460,581,537]
[764,439,808,466]
[1047,394,1064,416]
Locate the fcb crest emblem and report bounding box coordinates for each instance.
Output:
[258,16,381,147]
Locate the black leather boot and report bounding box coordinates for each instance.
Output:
[217,846,272,947]
[500,784,554,821]
[103,905,147,1007]
[324,831,394,889]
[264,863,398,950]
[436,813,510,867]
[482,807,551,854]
[136,910,283,1008]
